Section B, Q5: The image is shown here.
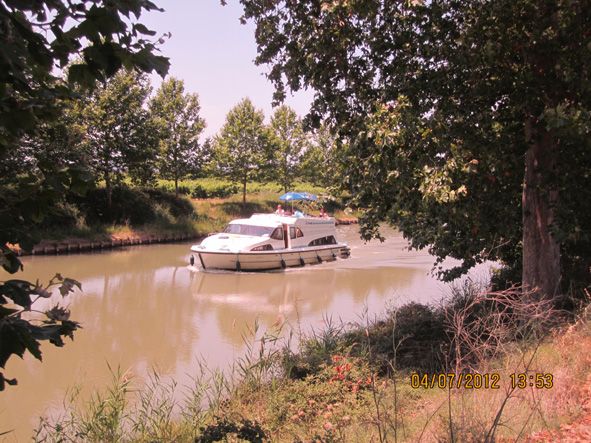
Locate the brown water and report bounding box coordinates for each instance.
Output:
[0,225,491,440]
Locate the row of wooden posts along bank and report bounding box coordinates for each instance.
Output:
[17,233,199,257]
[15,218,358,257]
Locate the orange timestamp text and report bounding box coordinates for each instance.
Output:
[410,372,554,390]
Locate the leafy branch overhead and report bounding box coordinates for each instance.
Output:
[0,0,170,158]
[239,0,591,297]
[1,0,170,391]
[0,273,82,391]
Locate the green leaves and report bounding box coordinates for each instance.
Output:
[268,105,308,192]
[149,77,206,193]
[75,69,159,192]
[240,0,591,288]
[213,98,272,202]
[0,271,83,390]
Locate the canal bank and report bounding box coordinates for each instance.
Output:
[12,218,357,257]
[10,191,358,257]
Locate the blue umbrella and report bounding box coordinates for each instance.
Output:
[279,191,318,202]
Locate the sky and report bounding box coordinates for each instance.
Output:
[141,0,314,138]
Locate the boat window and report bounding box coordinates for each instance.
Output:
[290,227,305,239]
[271,227,283,240]
[308,235,337,246]
[224,224,276,236]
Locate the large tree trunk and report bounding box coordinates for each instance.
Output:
[522,117,561,299]
[174,176,179,197]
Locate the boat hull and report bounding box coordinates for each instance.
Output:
[191,244,350,271]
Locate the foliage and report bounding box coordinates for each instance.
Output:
[150,77,206,195]
[142,188,194,218]
[0,0,169,391]
[300,124,341,189]
[78,186,194,226]
[268,105,308,192]
[191,183,239,199]
[1,103,87,182]
[238,0,591,296]
[0,0,169,159]
[81,186,155,225]
[196,418,267,443]
[75,69,159,196]
[213,98,273,203]
[0,273,81,391]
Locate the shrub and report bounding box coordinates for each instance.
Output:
[191,184,208,199]
[40,201,82,229]
[142,188,194,218]
[80,186,156,226]
[191,183,239,199]
[196,418,267,443]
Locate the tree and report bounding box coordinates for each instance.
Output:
[300,124,341,189]
[76,70,158,207]
[0,0,169,161]
[150,78,206,195]
[196,137,217,178]
[1,0,169,390]
[214,98,271,205]
[269,105,308,192]
[0,100,87,183]
[239,0,591,299]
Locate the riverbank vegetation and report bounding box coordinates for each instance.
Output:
[2,0,590,441]
[35,282,591,442]
[25,178,352,251]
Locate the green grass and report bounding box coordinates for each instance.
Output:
[156,178,327,197]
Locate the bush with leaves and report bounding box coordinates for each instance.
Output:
[196,418,267,443]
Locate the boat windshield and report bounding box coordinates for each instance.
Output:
[224,224,276,236]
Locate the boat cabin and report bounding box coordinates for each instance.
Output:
[223,213,336,251]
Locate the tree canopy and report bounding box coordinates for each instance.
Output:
[300,124,341,189]
[150,77,206,195]
[214,98,271,204]
[239,0,591,298]
[76,69,158,205]
[269,105,308,192]
[0,0,169,160]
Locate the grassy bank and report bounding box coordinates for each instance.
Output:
[25,179,357,251]
[34,283,591,442]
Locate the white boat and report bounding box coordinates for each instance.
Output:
[190,213,351,271]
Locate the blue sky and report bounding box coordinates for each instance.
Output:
[142,1,313,137]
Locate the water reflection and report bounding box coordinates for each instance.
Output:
[0,226,461,441]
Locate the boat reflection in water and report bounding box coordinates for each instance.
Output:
[188,261,436,347]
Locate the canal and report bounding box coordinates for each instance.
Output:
[0,225,490,440]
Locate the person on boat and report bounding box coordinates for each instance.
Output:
[319,208,329,218]
[275,204,285,215]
